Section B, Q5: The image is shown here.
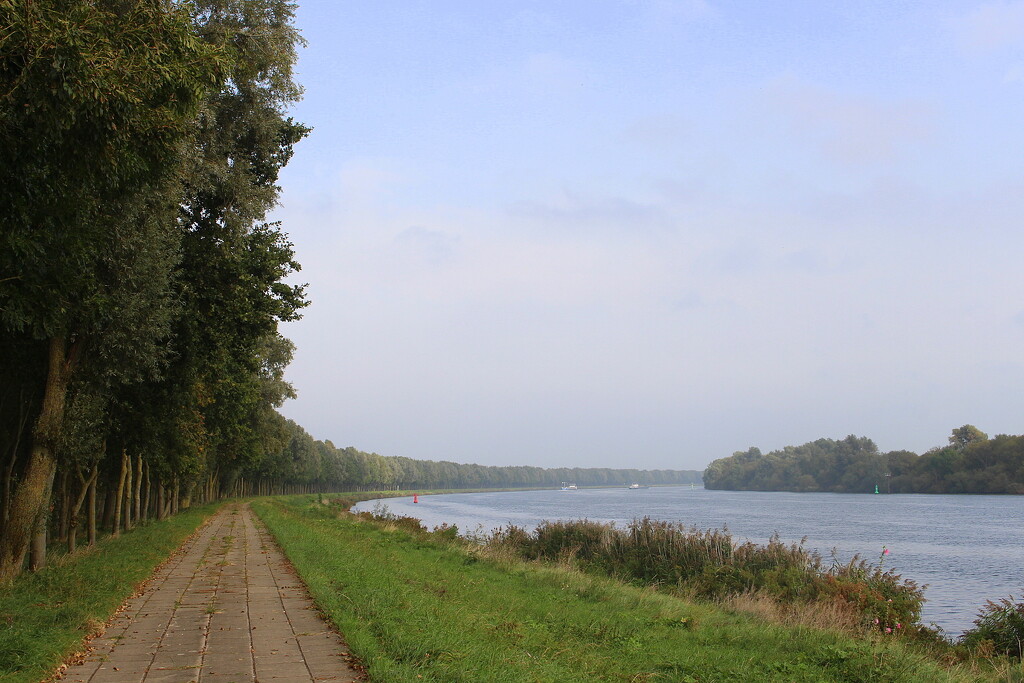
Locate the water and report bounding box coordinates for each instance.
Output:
[354,487,1024,635]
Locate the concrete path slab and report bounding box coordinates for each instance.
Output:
[62,503,364,683]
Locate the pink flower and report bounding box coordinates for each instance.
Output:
[882,547,889,555]
[874,618,879,624]
[885,627,892,633]
[896,623,901,629]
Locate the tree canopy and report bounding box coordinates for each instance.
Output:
[0,0,308,582]
[703,427,1024,495]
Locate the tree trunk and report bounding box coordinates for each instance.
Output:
[0,337,75,583]
[1,396,31,538]
[142,465,150,522]
[1,449,15,538]
[156,481,166,521]
[68,464,97,554]
[101,475,115,532]
[123,450,133,530]
[56,470,69,543]
[112,449,128,537]
[1,391,35,539]
[87,470,97,546]
[133,454,142,523]
[29,516,47,571]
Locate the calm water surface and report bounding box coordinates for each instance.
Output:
[354,487,1024,635]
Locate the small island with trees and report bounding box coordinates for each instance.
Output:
[702,425,1024,494]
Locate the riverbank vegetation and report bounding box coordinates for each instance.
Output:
[252,495,1020,682]
[486,518,926,638]
[703,426,1024,494]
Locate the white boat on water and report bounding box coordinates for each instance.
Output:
[560,482,578,490]
[627,483,649,489]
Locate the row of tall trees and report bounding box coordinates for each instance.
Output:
[249,421,704,493]
[702,427,1024,494]
[0,0,308,581]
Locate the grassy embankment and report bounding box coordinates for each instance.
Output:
[0,502,223,683]
[0,488,540,682]
[253,495,1014,682]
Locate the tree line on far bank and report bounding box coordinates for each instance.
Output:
[702,426,1024,494]
[270,420,702,492]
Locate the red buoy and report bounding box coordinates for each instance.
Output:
[413,494,419,503]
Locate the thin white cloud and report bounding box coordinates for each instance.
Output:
[520,52,588,94]
[954,1,1024,51]
[761,76,935,166]
[336,159,410,206]
[634,0,717,30]
[460,51,590,102]
[1003,62,1024,80]
[392,226,461,267]
[507,189,669,238]
[620,113,693,150]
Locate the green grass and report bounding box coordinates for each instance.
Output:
[253,496,1001,682]
[485,517,931,638]
[0,503,222,683]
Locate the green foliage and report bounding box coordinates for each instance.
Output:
[301,440,703,492]
[0,0,310,580]
[0,0,223,339]
[950,425,989,451]
[703,429,1024,494]
[962,596,1024,658]
[487,516,925,636]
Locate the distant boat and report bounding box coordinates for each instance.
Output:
[560,482,578,490]
[628,483,648,489]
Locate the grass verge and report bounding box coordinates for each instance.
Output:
[0,503,222,683]
[253,495,1004,682]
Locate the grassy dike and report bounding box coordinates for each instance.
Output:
[0,502,222,683]
[252,496,990,682]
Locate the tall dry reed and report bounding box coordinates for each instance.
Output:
[486,517,925,635]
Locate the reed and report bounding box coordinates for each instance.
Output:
[487,516,925,636]
[961,595,1024,658]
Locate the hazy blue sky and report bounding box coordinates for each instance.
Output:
[273,1,1024,471]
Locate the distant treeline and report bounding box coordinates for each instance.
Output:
[702,426,1024,494]
[275,421,702,491]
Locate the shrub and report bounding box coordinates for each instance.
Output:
[431,523,460,542]
[483,517,926,636]
[961,595,1024,658]
[361,503,426,533]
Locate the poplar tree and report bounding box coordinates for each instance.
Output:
[0,0,223,582]
[166,0,309,495]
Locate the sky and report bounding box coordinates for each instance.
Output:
[271,0,1024,471]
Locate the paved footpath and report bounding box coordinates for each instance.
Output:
[63,503,363,683]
